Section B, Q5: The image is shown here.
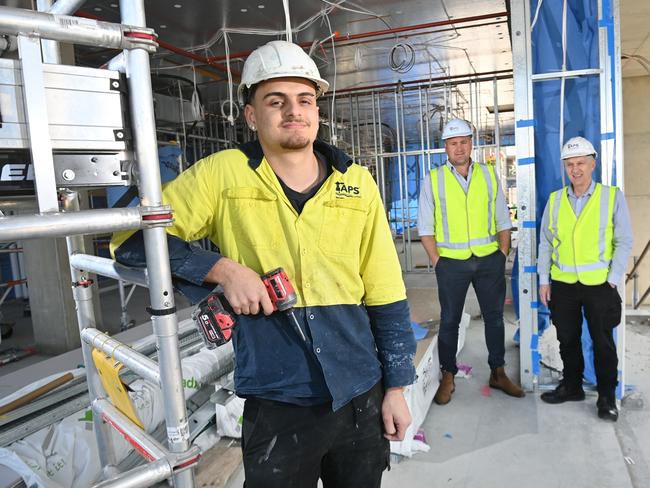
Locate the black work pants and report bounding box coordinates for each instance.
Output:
[435,250,507,374]
[241,382,390,488]
[549,280,621,395]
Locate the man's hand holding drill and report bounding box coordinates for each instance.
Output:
[206,258,274,316]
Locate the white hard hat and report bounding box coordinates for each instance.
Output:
[442,119,474,140]
[561,136,597,159]
[237,40,329,105]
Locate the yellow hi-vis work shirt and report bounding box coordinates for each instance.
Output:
[429,163,499,259]
[111,147,405,308]
[548,183,616,285]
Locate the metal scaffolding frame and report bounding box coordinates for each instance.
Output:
[319,75,514,273]
[0,2,199,486]
[511,0,625,395]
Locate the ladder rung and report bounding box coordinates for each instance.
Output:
[93,399,201,477]
[82,328,160,386]
[70,254,149,287]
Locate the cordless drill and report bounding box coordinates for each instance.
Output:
[192,267,307,349]
[260,268,307,342]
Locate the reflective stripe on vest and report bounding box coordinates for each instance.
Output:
[430,163,499,259]
[548,183,616,285]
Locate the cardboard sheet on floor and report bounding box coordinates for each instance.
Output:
[390,312,469,457]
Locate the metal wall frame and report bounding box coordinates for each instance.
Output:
[511,0,538,392]
[598,0,626,400]
[0,2,199,486]
[319,76,513,273]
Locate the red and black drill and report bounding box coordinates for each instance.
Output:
[260,268,307,342]
[192,267,306,349]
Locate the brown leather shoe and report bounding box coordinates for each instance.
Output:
[434,371,455,405]
[489,367,525,398]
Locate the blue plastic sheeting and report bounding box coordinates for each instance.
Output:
[532,0,601,220]
[527,0,603,385]
[411,321,429,341]
[512,249,549,345]
[386,153,421,235]
[386,149,447,235]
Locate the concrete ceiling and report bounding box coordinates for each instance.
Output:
[1,0,647,138]
[64,0,513,140]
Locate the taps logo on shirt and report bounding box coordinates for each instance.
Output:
[335,181,360,198]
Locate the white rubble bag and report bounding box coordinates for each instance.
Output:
[215,395,245,439]
[538,324,563,372]
[0,343,233,488]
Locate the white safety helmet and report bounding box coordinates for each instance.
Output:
[441,118,474,140]
[237,40,330,105]
[561,136,597,160]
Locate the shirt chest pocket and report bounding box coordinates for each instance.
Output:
[223,187,282,250]
[319,199,368,257]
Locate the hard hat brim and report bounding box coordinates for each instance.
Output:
[237,75,329,106]
[561,151,598,160]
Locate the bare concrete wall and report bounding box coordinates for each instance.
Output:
[622,75,650,306]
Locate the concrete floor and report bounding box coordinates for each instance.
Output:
[382,316,650,488]
[382,244,650,488]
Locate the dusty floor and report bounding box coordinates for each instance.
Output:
[381,316,650,488]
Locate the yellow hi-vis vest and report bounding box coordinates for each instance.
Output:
[429,163,499,259]
[548,183,616,285]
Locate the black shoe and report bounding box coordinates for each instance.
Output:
[540,383,586,404]
[597,394,619,422]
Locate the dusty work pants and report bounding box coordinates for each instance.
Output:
[241,382,390,488]
[549,280,621,394]
[435,250,507,374]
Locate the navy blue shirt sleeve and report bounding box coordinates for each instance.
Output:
[365,299,417,389]
[114,231,222,304]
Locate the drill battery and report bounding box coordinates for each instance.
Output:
[191,290,235,349]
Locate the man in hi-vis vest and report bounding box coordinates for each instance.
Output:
[417,119,524,405]
[538,136,633,421]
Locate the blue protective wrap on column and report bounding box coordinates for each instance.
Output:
[530,0,602,386]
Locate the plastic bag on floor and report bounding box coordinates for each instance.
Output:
[215,395,244,439]
[0,412,101,488]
